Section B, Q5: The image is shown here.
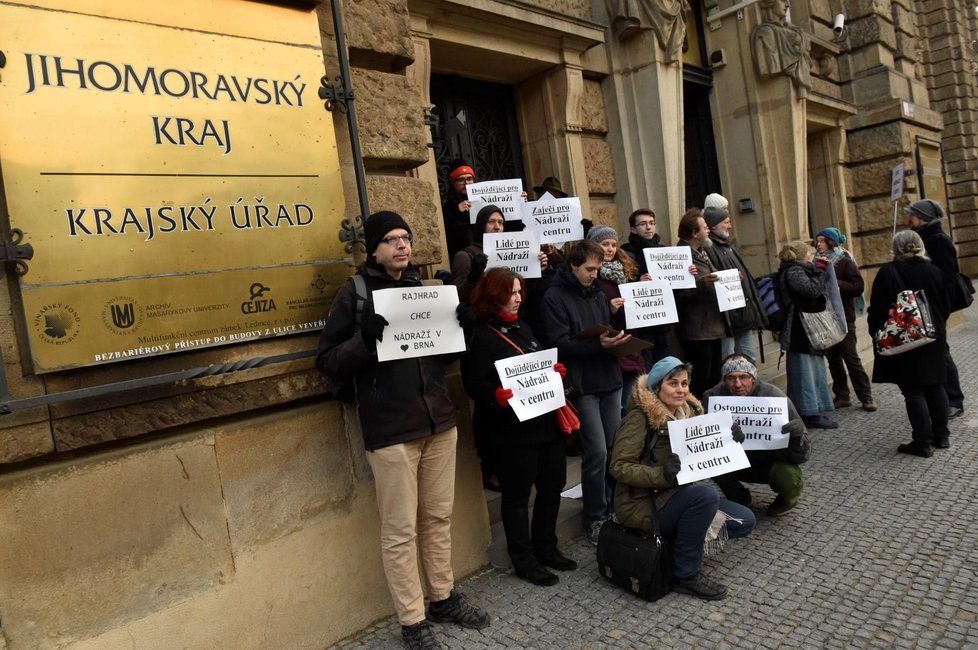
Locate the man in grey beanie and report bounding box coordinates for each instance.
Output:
[702,205,767,361]
[906,199,966,418]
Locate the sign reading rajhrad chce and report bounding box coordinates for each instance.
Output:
[0,1,348,372]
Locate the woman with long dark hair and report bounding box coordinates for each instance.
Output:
[461,267,577,585]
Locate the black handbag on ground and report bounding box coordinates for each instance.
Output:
[596,519,672,601]
[596,430,673,601]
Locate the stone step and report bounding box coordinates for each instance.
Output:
[484,453,583,570]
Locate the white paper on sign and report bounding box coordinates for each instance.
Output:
[707,396,790,451]
[483,231,542,279]
[620,280,678,329]
[643,246,695,289]
[372,285,466,362]
[494,348,564,422]
[713,268,746,312]
[466,179,524,223]
[521,197,584,244]
[667,411,751,485]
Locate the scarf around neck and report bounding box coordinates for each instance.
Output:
[599,260,626,285]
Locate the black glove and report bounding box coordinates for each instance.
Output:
[782,419,806,442]
[360,313,388,350]
[731,423,746,444]
[467,253,488,284]
[456,303,478,331]
[662,453,682,482]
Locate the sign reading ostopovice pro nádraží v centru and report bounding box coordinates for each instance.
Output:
[0,2,347,372]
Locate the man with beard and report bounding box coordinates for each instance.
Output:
[702,198,766,361]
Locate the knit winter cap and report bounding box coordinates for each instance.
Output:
[721,357,757,380]
[364,210,412,256]
[448,158,475,181]
[778,240,812,262]
[587,225,618,243]
[473,204,503,244]
[904,199,944,223]
[816,227,846,245]
[703,206,730,229]
[647,356,686,390]
[704,193,729,210]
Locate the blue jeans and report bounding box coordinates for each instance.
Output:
[620,371,639,416]
[721,330,759,362]
[574,389,622,524]
[658,483,755,579]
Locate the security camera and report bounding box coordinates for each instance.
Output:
[833,14,845,36]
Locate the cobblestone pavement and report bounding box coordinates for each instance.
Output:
[337,308,978,649]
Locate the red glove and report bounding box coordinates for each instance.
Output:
[495,387,514,408]
[814,257,830,269]
[553,362,567,379]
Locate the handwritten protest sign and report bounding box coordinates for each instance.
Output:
[707,396,790,451]
[372,285,465,362]
[467,179,524,223]
[619,280,678,329]
[483,231,542,278]
[714,268,745,312]
[643,246,695,289]
[494,348,564,422]
[522,197,583,244]
[667,411,751,485]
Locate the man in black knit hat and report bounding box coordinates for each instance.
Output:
[317,211,489,649]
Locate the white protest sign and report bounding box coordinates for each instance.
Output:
[714,268,746,312]
[707,396,790,451]
[467,179,524,223]
[494,348,565,422]
[643,246,695,289]
[890,162,905,202]
[371,285,466,362]
[619,280,678,329]
[483,231,542,279]
[667,411,751,485]
[521,197,584,244]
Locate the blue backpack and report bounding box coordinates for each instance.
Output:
[756,272,786,332]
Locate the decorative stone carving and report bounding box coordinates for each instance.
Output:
[750,0,814,96]
[606,0,690,63]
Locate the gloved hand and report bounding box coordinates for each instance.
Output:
[814,256,830,270]
[467,253,488,283]
[731,423,746,443]
[495,387,513,408]
[360,313,389,350]
[782,419,806,442]
[662,453,682,482]
[553,362,567,379]
[456,303,478,330]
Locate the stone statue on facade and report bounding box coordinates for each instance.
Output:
[607,0,690,63]
[751,0,814,96]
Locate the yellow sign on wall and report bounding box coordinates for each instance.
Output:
[0,1,348,372]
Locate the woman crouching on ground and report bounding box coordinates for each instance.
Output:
[609,356,756,600]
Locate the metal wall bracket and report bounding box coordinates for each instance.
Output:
[1,228,33,276]
[339,215,364,255]
[319,75,353,113]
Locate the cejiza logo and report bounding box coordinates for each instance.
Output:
[102,296,143,334]
[33,303,81,344]
[241,282,277,314]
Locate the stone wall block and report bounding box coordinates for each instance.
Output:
[846,0,894,20]
[847,122,908,162]
[858,231,900,266]
[854,196,901,230]
[0,422,54,464]
[352,69,428,167]
[364,174,442,266]
[851,68,906,105]
[848,17,896,51]
[583,137,616,195]
[581,79,609,134]
[0,438,233,647]
[521,0,590,20]
[343,0,414,71]
[215,404,354,550]
[851,159,908,197]
[588,202,619,229]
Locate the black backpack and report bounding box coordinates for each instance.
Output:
[756,272,786,332]
[328,274,369,403]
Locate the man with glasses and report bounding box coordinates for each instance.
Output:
[443,159,477,257]
[620,208,674,365]
[703,354,810,517]
[317,211,490,649]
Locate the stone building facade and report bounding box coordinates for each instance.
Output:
[0,0,974,648]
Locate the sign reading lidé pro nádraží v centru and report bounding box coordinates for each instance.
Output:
[0,3,347,372]
[483,231,542,279]
[667,411,751,485]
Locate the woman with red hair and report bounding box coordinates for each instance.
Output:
[461,267,577,586]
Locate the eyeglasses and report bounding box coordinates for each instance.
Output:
[380,234,413,246]
[452,175,475,183]
[635,220,656,228]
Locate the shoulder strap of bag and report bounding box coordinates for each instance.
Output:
[350,274,368,330]
[887,264,907,293]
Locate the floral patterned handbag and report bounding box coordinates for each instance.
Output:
[873,266,937,356]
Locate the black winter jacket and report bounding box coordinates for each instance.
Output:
[914,221,960,279]
[674,241,728,341]
[461,318,561,447]
[316,262,457,451]
[777,260,827,354]
[705,234,767,333]
[621,232,662,277]
[538,268,622,396]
